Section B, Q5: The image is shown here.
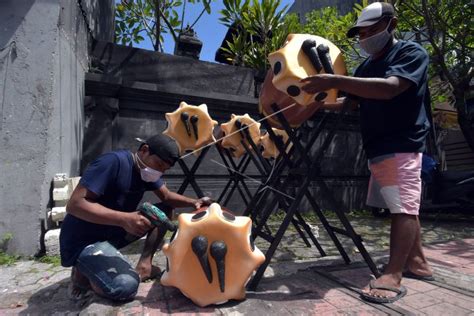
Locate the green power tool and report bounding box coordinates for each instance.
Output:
[139,202,177,232]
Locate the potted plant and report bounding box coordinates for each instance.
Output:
[218,0,302,97]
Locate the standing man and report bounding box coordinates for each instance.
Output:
[301,2,433,304]
[60,133,212,301]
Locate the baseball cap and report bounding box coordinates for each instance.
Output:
[139,134,179,166]
[347,2,395,38]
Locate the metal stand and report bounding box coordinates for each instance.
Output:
[246,102,380,291]
[176,146,211,198]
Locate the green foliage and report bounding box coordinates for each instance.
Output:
[219,0,302,71]
[395,0,473,96]
[115,0,214,51]
[0,251,20,266]
[36,255,61,267]
[302,7,361,73]
[0,233,20,266]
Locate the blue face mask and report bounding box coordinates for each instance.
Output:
[136,153,163,182]
[359,21,392,55]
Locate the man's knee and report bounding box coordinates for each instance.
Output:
[101,273,139,301]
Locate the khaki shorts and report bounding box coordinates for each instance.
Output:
[367,153,422,215]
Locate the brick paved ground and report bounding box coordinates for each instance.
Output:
[0,214,472,315]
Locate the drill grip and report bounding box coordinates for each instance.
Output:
[139,202,177,232]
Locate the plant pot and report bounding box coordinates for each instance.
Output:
[253,69,267,98]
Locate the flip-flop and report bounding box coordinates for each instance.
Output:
[361,280,407,304]
[402,270,436,281]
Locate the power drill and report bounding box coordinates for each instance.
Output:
[139,202,177,232]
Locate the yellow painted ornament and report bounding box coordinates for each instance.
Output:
[268,34,347,106]
[260,128,291,159]
[160,203,265,307]
[163,102,218,155]
[219,114,261,158]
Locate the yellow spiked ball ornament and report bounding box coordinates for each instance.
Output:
[160,203,265,307]
[260,128,291,159]
[219,114,261,158]
[163,102,218,155]
[268,34,347,106]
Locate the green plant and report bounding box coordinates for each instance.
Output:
[0,233,20,265]
[302,7,360,73]
[36,255,61,267]
[0,251,20,266]
[115,0,214,51]
[219,0,302,71]
[0,232,13,252]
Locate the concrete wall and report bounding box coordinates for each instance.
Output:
[0,0,113,255]
[84,42,369,214]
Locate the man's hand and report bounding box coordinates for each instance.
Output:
[300,74,339,94]
[194,197,213,210]
[122,211,153,237]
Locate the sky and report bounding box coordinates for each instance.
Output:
[130,0,295,63]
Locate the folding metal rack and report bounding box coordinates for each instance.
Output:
[244,102,380,291]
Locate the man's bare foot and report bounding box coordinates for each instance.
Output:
[68,267,92,301]
[136,264,162,282]
[361,274,402,299]
[405,261,433,277]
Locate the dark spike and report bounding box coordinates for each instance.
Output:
[222,211,235,221]
[242,123,251,140]
[249,235,255,252]
[273,61,282,75]
[316,44,334,74]
[210,241,227,293]
[315,92,328,102]
[234,118,242,129]
[191,236,213,283]
[192,211,207,221]
[287,85,301,97]
[180,112,191,137]
[190,115,199,140]
[301,39,323,73]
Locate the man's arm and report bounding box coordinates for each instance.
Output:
[154,185,211,209]
[320,97,359,111]
[66,184,152,236]
[301,74,413,100]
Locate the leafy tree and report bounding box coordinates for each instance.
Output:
[115,0,213,51]
[396,0,474,151]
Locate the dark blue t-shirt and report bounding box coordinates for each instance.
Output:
[354,40,430,159]
[59,149,164,267]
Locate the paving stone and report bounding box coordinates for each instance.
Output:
[419,302,471,316]
[400,292,442,309]
[424,288,474,310]
[403,280,438,293]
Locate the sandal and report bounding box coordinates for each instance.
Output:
[361,280,407,304]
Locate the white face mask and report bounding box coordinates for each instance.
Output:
[136,153,163,182]
[359,20,393,55]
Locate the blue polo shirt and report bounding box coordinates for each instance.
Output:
[59,149,164,267]
[354,40,430,159]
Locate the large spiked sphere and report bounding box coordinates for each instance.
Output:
[219,114,261,158]
[163,102,218,155]
[260,34,347,128]
[160,203,265,307]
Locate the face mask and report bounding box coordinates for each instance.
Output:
[359,20,392,55]
[136,153,163,182]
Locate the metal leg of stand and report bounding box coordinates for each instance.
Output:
[177,147,211,197]
[247,174,313,291]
